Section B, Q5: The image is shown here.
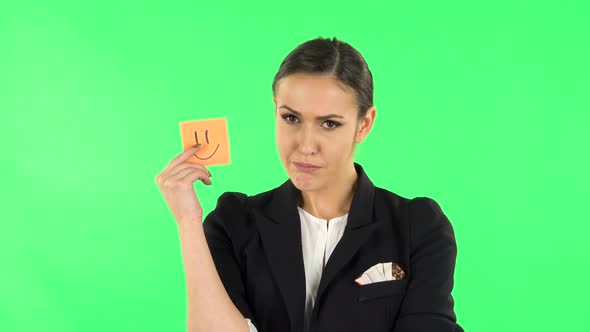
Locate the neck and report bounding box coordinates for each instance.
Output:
[298,164,358,220]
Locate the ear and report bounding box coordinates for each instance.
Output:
[355,106,377,143]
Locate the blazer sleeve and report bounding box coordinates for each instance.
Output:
[393,197,464,332]
[202,191,261,332]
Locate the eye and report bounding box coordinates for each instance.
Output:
[282,114,299,123]
[322,120,341,129]
[281,114,341,129]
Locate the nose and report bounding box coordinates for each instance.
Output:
[297,125,317,155]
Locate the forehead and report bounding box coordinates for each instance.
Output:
[276,73,357,113]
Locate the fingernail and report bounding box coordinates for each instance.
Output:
[193,143,201,148]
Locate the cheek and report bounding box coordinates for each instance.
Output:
[275,131,292,158]
[327,136,356,159]
[275,129,287,145]
[276,126,296,144]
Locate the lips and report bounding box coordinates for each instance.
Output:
[294,162,321,173]
[294,162,319,167]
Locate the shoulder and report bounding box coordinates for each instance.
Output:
[210,188,275,219]
[374,186,445,216]
[405,196,457,253]
[213,191,250,210]
[217,190,249,202]
[204,191,255,231]
[407,196,454,231]
[374,187,456,247]
[203,191,250,229]
[202,189,275,247]
[202,191,251,237]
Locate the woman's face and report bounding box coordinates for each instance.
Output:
[273,72,374,193]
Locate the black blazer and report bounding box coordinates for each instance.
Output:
[202,162,463,332]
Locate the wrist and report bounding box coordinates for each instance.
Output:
[177,217,203,232]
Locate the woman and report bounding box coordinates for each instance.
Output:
[156,37,463,332]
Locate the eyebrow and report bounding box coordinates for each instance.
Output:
[279,105,345,121]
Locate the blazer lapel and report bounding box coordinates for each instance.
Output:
[254,177,306,332]
[315,163,379,300]
[254,162,379,331]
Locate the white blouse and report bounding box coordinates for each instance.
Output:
[246,205,349,332]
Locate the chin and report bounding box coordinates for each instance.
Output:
[290,174,320,192]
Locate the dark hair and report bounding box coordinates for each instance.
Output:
[272,37,374,122]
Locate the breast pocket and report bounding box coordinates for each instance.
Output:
[357,278,409,302]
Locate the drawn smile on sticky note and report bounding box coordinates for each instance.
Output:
[193,129,220,160]
[179,117,230,166]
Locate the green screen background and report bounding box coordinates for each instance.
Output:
[1,1,588,331]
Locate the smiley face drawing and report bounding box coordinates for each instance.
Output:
[193,129,220,160]
[180,117,230,166]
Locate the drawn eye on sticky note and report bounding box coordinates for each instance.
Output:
[180,117,230,166]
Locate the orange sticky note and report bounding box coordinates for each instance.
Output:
[180,117,230,166]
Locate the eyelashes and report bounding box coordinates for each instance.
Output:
[281,114,342,129]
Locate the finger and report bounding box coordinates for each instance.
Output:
[168,161,210,178]
[180,168,213,185]
[163,144,202,172]
[174,167,212,185]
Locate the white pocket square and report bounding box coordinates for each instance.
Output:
[355,262,405,285]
